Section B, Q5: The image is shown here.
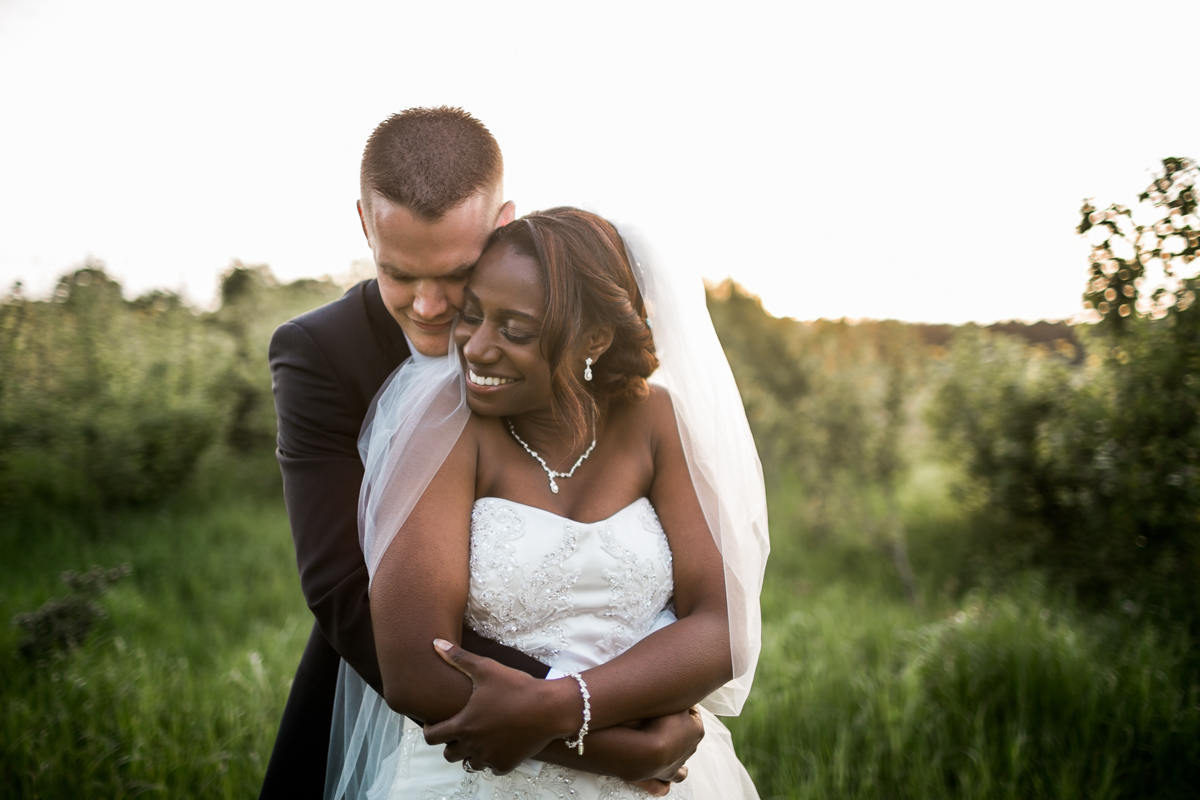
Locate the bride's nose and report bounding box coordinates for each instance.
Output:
[461,323,501,364]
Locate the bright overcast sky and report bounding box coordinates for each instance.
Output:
[2,0,1198,323]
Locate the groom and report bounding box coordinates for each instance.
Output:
[262,107,699,798]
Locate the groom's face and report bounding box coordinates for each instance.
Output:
[359,190,514,357]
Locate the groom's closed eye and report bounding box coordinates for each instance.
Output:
[379,264,475,283]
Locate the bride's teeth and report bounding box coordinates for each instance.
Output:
[470,370,512,387]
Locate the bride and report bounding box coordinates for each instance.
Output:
[327,208,769,799]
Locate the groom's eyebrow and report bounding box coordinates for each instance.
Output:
[379,262,475,280]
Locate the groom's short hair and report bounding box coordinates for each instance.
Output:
[360,107,503,221]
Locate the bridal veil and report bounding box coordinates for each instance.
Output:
[326,220,769,799]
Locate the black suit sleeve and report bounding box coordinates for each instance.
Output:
[271,321,385,693]
[270,321,549,698]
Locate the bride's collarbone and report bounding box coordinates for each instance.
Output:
[472,410,654,522]
[476,452,652,525]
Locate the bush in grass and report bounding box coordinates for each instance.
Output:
[930,159,1200,620]
[0,497,306,799]
[12,564,131,660]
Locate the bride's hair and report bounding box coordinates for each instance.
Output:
[486,208,659,446]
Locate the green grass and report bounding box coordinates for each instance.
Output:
[727,585,1200,799]
[2,465,1198,798]
[0,494,308,798]
[725,467,1200,799]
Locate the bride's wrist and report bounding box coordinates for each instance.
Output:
[543,673,591,739]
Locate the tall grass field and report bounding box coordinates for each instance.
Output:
[2,470,1196,798]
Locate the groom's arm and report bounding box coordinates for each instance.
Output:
[270,320,549,696]
[272,321,381,692]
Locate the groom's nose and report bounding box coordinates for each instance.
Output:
[410,280,450,320]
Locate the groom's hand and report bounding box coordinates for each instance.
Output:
[423,639,583,775]
[537,707,702,792]
[619,708,703,785]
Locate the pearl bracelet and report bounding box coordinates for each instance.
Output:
[562,671,591,755]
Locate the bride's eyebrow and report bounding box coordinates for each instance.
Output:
[463,288,542,324]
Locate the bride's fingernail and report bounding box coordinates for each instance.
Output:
[433,638,452,652]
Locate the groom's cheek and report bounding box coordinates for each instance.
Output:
[446,279,469,314]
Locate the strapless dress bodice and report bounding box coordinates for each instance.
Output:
[465,496,675,674]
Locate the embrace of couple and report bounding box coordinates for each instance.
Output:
[262,107,769,800]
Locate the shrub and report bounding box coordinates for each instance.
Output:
[12,564,131,660]
[0,263,345,513]
[930,159,1200,620]
[0,268,228,509]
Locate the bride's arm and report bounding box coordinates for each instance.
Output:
[368,417,478,724]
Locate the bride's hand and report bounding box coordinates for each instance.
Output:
[423,639,584,774]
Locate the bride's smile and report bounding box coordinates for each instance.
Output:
[467,369,517,387]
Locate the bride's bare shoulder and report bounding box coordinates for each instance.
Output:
[434,412,500,467]
[458,412,510,453]
[613,384,680,444]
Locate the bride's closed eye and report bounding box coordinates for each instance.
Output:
[459,295,487,326]
[500,325,538,344]
[459,303,539,344]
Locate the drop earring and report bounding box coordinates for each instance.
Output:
[584,357,593,382]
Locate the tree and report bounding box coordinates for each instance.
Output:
[1079,157,1199,329]
[932,158,1200,619]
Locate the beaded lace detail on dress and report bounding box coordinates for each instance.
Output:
[464,498,672,671]
[467,500,583,665]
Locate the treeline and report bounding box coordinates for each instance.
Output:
[0,264,343,511]
[709,157,1200,626]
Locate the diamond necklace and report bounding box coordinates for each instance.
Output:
[505,418,596,494]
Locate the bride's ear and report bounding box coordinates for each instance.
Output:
[583,326,614,362]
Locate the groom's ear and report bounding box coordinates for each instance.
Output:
[357,199,372,243]
[494,200,516,229]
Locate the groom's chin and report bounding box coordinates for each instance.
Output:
[405,329,454,358]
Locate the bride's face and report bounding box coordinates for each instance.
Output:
[455,244,556,417]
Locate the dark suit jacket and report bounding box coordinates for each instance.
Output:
[260,279,547,799]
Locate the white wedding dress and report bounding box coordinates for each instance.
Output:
[378,496,760,800]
